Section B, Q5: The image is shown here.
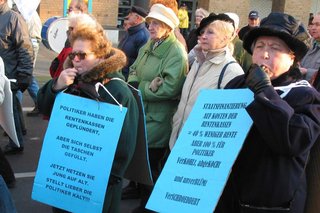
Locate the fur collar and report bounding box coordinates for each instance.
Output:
[63,48,127,83]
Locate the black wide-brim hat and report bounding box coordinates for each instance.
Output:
[196,13,235,36]
[243,12,310,61]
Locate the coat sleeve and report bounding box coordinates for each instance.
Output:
[138,50,187,102]
[246,86,320,156]
[12,14,34,76]
[37,80,58,117]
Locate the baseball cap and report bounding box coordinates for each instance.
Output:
[248,10,259,19]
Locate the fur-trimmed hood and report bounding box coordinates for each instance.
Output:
[63,47,127,82]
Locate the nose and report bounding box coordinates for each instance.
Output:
[263,51,270,59]
[73,55,81,62]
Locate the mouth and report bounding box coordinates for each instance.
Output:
[260,65,272,76]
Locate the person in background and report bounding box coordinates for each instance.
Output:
[216,12,320,213]
[118,6,149,81]
[308,13,315,37]
[169,13,244,149]
[38,14,139,213]
[300,12,320,82]
[225,12,252,72]
[128,4,187,212]
[0,0,33,154]
[14,9,42,117]
[149,0,187,50]
[238,10,260,41]
[178,3,189,39]
[118,5,149,200]
[49,0,88,79]
[186,8,209,52]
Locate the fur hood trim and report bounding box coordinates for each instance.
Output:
[63,48,127,82]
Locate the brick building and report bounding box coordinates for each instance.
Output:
[38,0,316,28]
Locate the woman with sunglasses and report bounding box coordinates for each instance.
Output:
[38,14,139,213]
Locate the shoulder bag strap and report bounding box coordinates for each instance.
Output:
[217,61,237,89]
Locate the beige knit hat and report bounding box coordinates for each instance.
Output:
[146,4,179,30]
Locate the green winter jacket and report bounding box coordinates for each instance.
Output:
[128,32,187,148]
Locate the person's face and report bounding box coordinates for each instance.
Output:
[252,36,295,80]
[195,13,205,27]
[68,0,82,15]
[248,17,260,27]
[124,12,140,29]
[147,18,169,40]
[71,39,100,75]
[199,23,226,51]
[0,0,5,6]
[308,23,315,37]
[310,15,320,40]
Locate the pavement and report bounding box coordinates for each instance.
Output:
[4,44,140,213]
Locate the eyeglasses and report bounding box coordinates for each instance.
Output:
[68,52,94,60]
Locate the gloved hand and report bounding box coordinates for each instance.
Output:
[149,77,163,92]
[16,73,32,92]
[245,64,271,94]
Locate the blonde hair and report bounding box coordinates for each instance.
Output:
[209,20,235,53]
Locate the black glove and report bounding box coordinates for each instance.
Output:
[16,73,32,92]
[245,64,271,94]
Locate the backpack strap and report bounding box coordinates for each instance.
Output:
[217,61,237,89]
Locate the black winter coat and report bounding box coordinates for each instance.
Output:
[216,72,320,213]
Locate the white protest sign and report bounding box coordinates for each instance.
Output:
[0,57,19,147]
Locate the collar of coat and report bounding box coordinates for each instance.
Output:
[194,46,229,65]
[143,32,177,58]
[128,22,147,35]
[63,47,127,83]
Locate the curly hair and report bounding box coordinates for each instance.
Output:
[149,0,178,15]
[69,14,112,59]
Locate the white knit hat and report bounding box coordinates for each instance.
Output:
[146,4,179,30]
[225,12,240,30]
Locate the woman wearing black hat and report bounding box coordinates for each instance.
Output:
[169,13,244,149]
[216,13,320,213]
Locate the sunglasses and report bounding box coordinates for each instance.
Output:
[68,52,94,60]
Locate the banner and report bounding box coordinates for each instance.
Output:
[146,89,254,213]
[0,57,19,147]
[32,93,127,213]
[14,0,40,22]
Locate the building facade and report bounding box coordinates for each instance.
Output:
[39,0,314,28]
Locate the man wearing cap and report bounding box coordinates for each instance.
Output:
[238,10,260,41]
[118,6,150,81]
[215,12,320,212]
